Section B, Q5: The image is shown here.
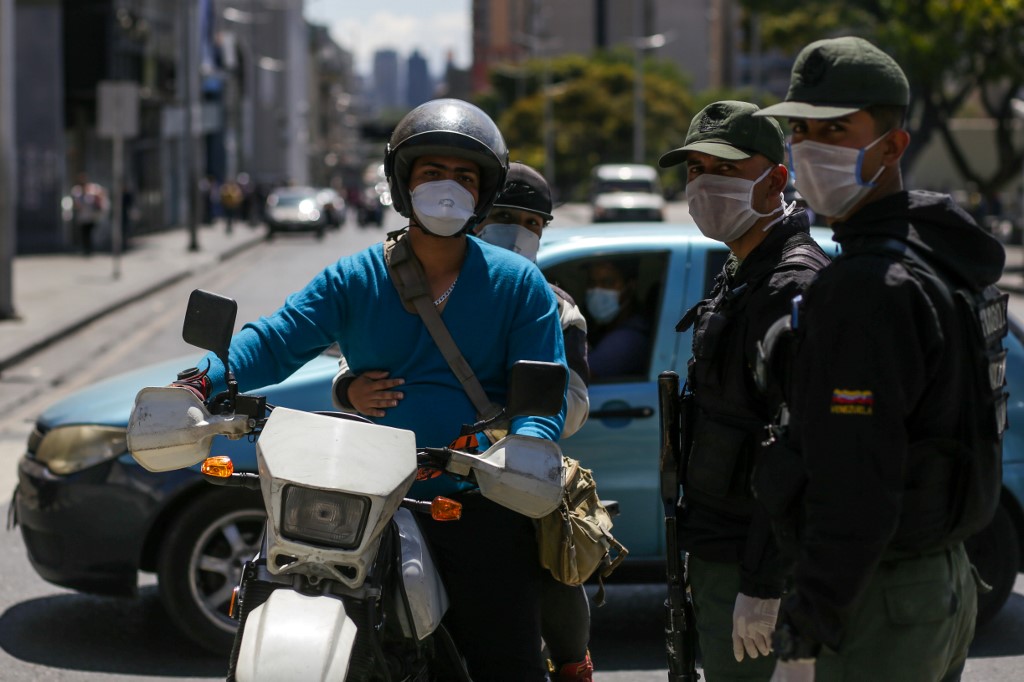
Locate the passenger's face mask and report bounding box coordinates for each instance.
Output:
[686,166,782,243]
[410,179,476,237]
[475,223,541,262]
[586,287,621,324]
[788,134,887,220]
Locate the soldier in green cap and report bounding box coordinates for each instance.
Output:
[658,101,830,680]
[752,37,1007,681]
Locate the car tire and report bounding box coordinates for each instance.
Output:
[965,502,1020,626]
[157,489,265,653]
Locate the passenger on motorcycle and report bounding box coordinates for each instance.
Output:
[176,99,568,682]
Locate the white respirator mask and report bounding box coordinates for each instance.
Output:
[686,166,782,243]
[788,134,887,220]
[476,223,541,262]
[410,179,476,237]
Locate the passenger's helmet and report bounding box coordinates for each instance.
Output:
[492,162,554,223]
[385,98,509,234]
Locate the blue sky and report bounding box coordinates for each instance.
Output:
[304,0,471,78]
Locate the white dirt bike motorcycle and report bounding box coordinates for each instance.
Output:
[126,289,568,681]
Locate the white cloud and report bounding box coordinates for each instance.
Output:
[326,10,470,78]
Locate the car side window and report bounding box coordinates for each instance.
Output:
[544,252,669,384]
[703,248,731,297]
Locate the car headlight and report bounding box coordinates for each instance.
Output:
[281,485,369,549]
[33,425,128,474]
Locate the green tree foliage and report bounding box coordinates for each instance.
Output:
[479,50,696,200]
[740,0,1024,196]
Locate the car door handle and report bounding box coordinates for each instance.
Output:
[591,406,655,420]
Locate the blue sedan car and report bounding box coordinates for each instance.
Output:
[13,223,1024,651]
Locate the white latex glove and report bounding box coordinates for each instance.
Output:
[732,593,781,661]
[770,658,815,682]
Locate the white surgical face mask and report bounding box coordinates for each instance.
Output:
[410,179,476,237]
[788,134,887,220]
[586,287,621,324]
[686,166,782,243]
[476,223,541,262]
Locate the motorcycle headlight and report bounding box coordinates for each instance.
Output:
[280,486,369,549]
[33,425,128,474]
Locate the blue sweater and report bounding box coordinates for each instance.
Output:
[202,236,567,498]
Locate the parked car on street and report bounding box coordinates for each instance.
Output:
[12,223,1024,654]
[264,186,330,239]
[589,164,666,223]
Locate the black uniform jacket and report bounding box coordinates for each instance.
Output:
[679,209,830,598]
[782,190,1006,650]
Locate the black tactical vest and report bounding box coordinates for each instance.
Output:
[677,232,830,518]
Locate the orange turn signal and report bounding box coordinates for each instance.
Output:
[201,456,234,478]
[228,585,240,619]
[431,496,462,521]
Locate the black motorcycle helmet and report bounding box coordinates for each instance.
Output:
[384,98,509,235]
[492,162,554,223]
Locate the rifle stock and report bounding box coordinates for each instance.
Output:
[658,371,700,681]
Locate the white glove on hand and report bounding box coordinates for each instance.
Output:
[770,658,815,682]
[732,593,781,661]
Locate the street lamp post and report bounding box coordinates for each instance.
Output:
[0,0,16,318]
[1011,97,1024,251]
[181,0,200,251]
[633,28,668,165]
[516,27,559,197]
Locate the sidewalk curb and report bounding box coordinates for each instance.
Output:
[0,234,264,373]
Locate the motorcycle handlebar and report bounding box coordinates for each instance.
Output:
[202,471,262,491]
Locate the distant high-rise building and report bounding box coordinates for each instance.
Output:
[406,50,434,108]
[441,51,473,102]
[372,49,402,111]
[472,0,751,95]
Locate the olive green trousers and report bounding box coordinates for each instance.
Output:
[688,543,976,682]
[688,555,776,681]
[814,543,977,682]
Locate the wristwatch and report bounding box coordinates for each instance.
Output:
[772,622,821,661]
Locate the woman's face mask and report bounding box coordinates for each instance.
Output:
[586,287,621,324]
[685,166,782,243]
[410,179,476,237]
[788,133,887,220]
[475,223,541,262]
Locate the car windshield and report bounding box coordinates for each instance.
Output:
[271,192,315,207]
[596,180,656,194]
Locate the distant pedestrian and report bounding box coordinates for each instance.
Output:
[70,172,108,256]
[220,178,244,234]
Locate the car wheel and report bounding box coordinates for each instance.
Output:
[316,227,325,240]
[157,489,265,653]
[965,502,1020,626]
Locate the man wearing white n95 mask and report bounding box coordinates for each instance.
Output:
[182,98,566,682]
[659,100,830,681]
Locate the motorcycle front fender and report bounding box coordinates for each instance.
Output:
[234,590,357,681]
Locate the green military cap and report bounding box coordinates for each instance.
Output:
[756,36,910,119]
[658,100,784,168]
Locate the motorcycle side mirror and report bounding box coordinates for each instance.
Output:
[506,360,566,418]
[182,289,237,371]
[456,360,567,437]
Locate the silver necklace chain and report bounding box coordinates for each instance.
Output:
[434,278,458,307]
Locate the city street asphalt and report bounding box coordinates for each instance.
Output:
[0,221,265,373]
